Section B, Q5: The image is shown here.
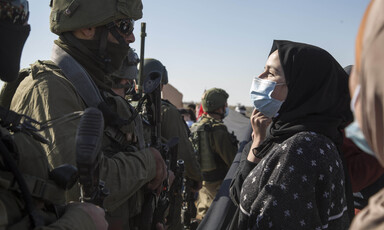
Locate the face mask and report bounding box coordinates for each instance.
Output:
[250,77,284,118]
[78,39,129,75]
[0,22,30,82]
[224,107,229,118]
[345,120,375,157]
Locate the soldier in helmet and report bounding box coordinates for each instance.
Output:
[0,0,107,229]
[8,0,168,229]
[141,58,203,229]
[190,88,238,220]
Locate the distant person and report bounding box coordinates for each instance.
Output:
[349,0,384,229]
[235,105,247,117]
[179,108,194,128]
[190,88,238,220]
[188,103,197,122]
[341,65,384,213]
[230,40,353,229]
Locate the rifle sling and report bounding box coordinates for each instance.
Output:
[51,44,104,108]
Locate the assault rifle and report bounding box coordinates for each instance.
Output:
[181,178,199,230]
[76,107,109,207]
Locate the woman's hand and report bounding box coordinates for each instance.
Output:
[247,109,272,163]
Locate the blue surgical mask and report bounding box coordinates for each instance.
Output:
[224,107,229,118]
[345,120,375,157]
[250,77,285,118]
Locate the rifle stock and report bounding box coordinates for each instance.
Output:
[76,107,109,207]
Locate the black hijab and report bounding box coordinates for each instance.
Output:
[256,40,353,157]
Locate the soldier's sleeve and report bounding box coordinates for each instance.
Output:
[211,126,238,168]
[161,105,202,182]
[10,66,156,210]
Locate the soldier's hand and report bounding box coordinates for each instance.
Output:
[147,147,167,193]
[67,202,108,230]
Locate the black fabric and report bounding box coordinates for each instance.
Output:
[0,22,30,82]
[256,40,353,160]
[55,34,128,90]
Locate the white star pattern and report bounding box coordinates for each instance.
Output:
[273,200,277,206]
[297,148,303,155]
[252,177,256,183]
[320,148,325,155]
[307,202,313,209]
[269,222,273,228]
[243,194,247,201]
[335,160,339,167]
[289,165,295,172]
[326,144,331,149]
[341,180,344,186]
[261,160,265,166]
[323,192,329,198]
[300,220,306,226]
[284,210,291,217]
[319,174,324,180]
[329,166,333,172]
[280,183,287,190]
[282,144,287,150]
[316,227,321,230]
[293,193,299,199]
[327,209,330,215]
[249,171,254,177]
[331,184,335,191]
[305,137,311,141]
[311,160,317,166]
[341,198,344,204]
[276,162,281,169]
[331,202,335,209]
[302,175,308,182]
[310,132,316,135]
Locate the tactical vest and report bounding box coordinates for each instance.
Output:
[190,117,228,182]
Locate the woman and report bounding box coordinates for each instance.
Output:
[349,0,384,229]
[230,40,353,229]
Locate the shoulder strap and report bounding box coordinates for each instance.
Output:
[50,44,104,108]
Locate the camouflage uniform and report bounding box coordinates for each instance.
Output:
[0,128,99,230]
[8,0,159,229]
[190,88,238,219]
[141,58,202,229]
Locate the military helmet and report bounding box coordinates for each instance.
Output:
[201,88,229,112]
[49,0,143,35]
[141,58,168,85]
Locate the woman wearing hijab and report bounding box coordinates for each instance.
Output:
[230,40,353,229]
[349,0,384,229]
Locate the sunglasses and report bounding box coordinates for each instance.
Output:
[114,18,134,36]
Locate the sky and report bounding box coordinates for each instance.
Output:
[19,0,370,107]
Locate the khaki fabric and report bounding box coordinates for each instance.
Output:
[161,100,202,182]
[350,188,384,230]
[192,115,238,169]
[10,61,156,221]
[192,115,237,219]
[196,180,222,219]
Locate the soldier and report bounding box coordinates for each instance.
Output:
[0,0,107,229]
[8,0,168,229]
[142,58,203,229]
[190,88,238,220]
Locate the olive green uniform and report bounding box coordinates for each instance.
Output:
[9,60,156,228]
[0,127,98,230]
[191,115,238,219]
[161,100,202,230]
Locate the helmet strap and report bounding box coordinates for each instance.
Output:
[106,22,128,47]
[98,27,112,72]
